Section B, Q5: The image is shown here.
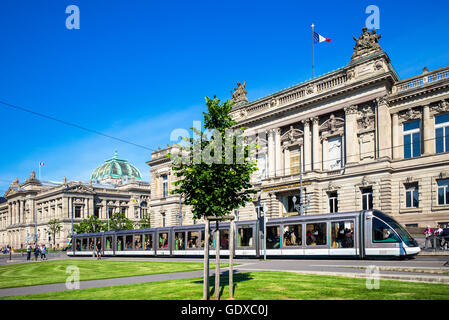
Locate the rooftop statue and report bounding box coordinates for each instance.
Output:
[351,27,382,61]
[231,81,249,106]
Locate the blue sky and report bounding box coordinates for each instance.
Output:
[1,0,448,193]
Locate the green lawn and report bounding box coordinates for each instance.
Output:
[0,260,227,289]
[3,271,449,300]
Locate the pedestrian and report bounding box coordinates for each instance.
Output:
[41,244,47,260]
[435,225,444,249]
[424,225,434,249]
[96,240,102,260]
[26,243,32,261]
[33,244,40,261]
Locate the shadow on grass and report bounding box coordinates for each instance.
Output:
[193,271,253,300]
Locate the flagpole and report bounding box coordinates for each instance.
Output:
[312,23,315,79]
[38,163,41,180]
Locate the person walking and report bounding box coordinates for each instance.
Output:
[424,225,434,249]
[26,243,32,261]
[41,244,47,260]
[96,240,102,260]
[33,244,40,261]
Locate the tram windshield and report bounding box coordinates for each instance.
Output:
[373,210,418,247]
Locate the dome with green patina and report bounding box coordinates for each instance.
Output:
[91,152,142,183]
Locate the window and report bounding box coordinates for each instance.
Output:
[435,113,449,153]
[105,236,112,250]
[82,238,87,250]
[187,231,199,248]
[161,213,166,227]
[74,206,81,218]
[237,226,253,247]
[283,224,302,246]
[121,207,126,215]
[108,208,114,219]
[220,229,229,249]
[403,120,421,159]
[134,234,143,250]
[76,239,81,251]
[306,223,326,246]
[267,226,281,249]
[94,207,100,218]
[286,194,301,213]
[405,183,419,208]
[438,179,449,205]
[125,235,133,250]
[162,175,168,197]
[331,221,354,248]
[200,230,214,248]
[159,233,169,249]
[144,234,153,250]
[328,137,342,170]
[361,187,373,210]
[328,192,338,213]
[405,224,418,228]
[174,232,185,250]
[372,217,400,243]
[116,236,124,251]
[290,149,300,175]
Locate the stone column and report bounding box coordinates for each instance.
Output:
[283,147,290,176]
[322,138,328,170]
[423,105,435,155]
[274,128,281,177]
[344,105,359,164]
[312,117,320,171]
[267,129,275,177]
[392,113,401,159]
[302,119,311,171]
[377,98,392,159]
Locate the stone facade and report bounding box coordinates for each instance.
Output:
[0,172,150,249]
[147,27,449,229]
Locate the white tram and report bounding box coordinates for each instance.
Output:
[67,210,420,259]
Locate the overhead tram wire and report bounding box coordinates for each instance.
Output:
[0,99,447,171]
[0,100,155,152]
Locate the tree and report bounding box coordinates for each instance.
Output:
[109,212,134,231]
[73,215,105,234]
[138,212,152,229]
[170,96,257,299]
[47,219,63,251]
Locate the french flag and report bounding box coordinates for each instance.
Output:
[39,162,44,166]
[313,31,331,44]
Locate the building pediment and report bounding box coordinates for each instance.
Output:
[64,184,96,195]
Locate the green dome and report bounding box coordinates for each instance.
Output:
[91,152,142,183]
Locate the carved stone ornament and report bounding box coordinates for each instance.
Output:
[344,105,358,115]
[239,109,247,118]
[320,114,344,134]
[231,81,249,106]
[374,59,384,71]
[431,100,449,115]
[358,105,375,130]
[361,176,370,186]
[399,108,421,122]
[270,98,278,108]
[306,84,315,95]
[281,126,303,147]
[351,27,382,61]
[346,69,355,80]
[439,172,449,179]
[326,181,339,191]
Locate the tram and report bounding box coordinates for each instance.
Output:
[67,210,420,259]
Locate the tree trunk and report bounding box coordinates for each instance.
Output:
[214,221,220,300]
[203,219,210,300]
[229,219,234,299]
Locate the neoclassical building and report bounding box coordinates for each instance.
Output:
[147,27,449,229]
[0,153,150,249]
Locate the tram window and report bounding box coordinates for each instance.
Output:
[116,236,124,251]
[306,223,327,246]
[267,226,281,249]
[200,230,214,248]
[237,227,253,247]
[105,236,112,250]
[134,234,143,250]
[220,230,229,249]
[283,225,302,247]
[331,221,354,248]
[187,231,200,248]
[82,238,87,251]
[372,218,400,243]
[125,235,133,250]
[76,239,81,251]
[144,234,153,250]
[89,238,95,251]
[159,233,169,249]
[175,232,185,250]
